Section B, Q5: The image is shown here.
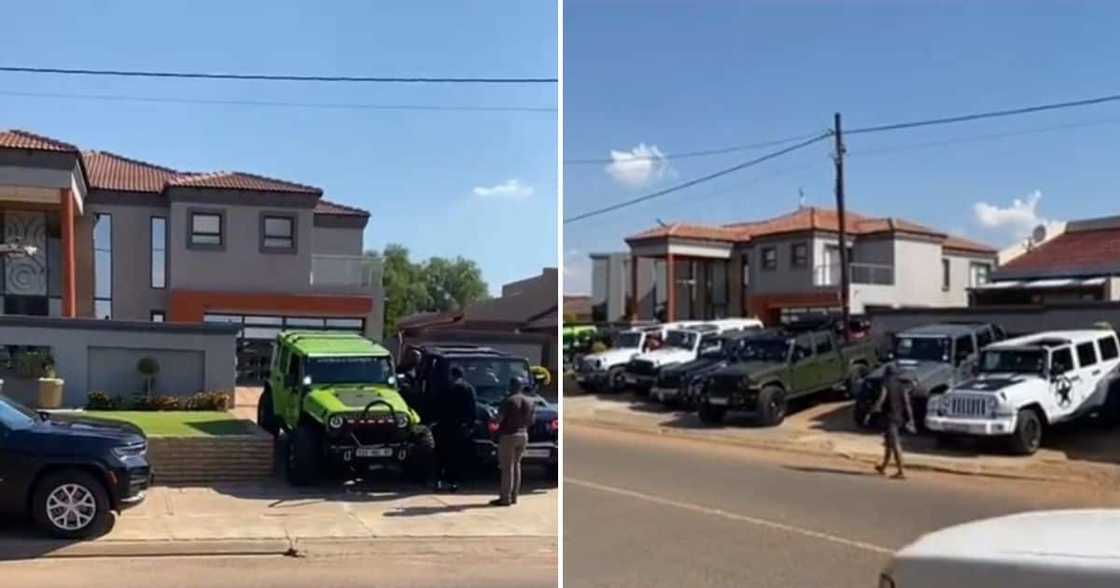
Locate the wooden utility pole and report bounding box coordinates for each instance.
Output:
[833,112,851,340]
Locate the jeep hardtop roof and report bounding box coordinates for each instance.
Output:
[278,331,389,358]
[988,330,1116,351]
[900,323,991,337]
[408,343,528,361]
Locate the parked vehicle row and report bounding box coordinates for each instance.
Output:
[258,332,559,487]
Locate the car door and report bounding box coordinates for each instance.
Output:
[0,413,37,514]
[268,345,289,419]
[1072,340,1103,411]
[814,332,844,388]
[789,334,817,394]
[1047,346,1077,420]
[283,352,304,425]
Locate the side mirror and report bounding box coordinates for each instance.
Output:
[530,366,551,387]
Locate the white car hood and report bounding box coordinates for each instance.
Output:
[953,374,1041,402]
[634,348,694,367]
[586,348,641,368]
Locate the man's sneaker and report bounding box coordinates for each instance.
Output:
[489,498,512,507]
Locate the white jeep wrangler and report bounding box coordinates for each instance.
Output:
[574,322,701,392]
[926,329,1120,455]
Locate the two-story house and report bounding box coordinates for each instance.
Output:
[607,206,996,325]
[0,129,382,382]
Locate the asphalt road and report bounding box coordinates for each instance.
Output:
[3,549,557,588]
[564,425,1120,588]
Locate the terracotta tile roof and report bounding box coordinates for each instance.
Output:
[995,228,1120,278]
[168,171,321,194]
[0,129,78,152]
[314,199,369,217]
[626,206,996,254]
[81,151,183,193]
[943,234,997,255]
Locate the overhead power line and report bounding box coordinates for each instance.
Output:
[563,133,831,224]
[0,90,556,113]
[0,65,556,84]
[848,92,1120,135]
[564,132,821,165]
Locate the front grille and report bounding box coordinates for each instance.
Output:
[576,357,592,372]
[628,360,657,376]
[708,373,741,394]
[948,395,988,418]
[347,423,402,445]
[658,372,682,388]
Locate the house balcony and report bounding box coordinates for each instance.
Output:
[813,262,895,287]
[310,254,381,292]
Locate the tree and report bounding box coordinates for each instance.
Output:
[367,244,489,336]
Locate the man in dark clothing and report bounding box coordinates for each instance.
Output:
[434,366,477,492]
[866,363,916,479]
[491,377,536,506]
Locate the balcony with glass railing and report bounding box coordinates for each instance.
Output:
[813,262,895,287]
[310,254,381,291]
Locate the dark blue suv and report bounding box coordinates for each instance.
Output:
[0,394,151,539]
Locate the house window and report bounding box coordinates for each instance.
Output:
[762,247,777,270]
[93,213,112,319]
[969,262,991,287]
[189,211,223,248]
[151,216,166,288]
[151,311,165,322]
[261,214,295,252]
[791,243,808,268]
[941,258,951,291]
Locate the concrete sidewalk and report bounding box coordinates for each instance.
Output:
[0,478,557,560]
[566,392,1120,487]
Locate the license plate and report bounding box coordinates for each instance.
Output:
[525,448,552,458]
[708,397,729,406]
[356,447,394,458]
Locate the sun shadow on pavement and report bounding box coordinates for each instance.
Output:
[784,465,880,478]
[383,503,505,517]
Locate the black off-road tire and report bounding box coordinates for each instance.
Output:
[404,425,437,483]
[607,367,627,394]
[757,385,789,427]
[698,402,726,424]
[257,388,279,437]
[32,469,114,540]
[286,422,324,486]
[845,364,869,400]
[1101,379,1120,427]
[1008,408,1043,456]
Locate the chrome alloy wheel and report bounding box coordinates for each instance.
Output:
[45,483,97,531]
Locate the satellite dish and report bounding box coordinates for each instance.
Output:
[1031,224,1048,244]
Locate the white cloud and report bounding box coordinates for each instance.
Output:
[563,249,591,295]
[605,143,672,188]
[973,190,1053,242]
[472,178,534,200]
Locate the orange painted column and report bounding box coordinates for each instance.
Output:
[60,189,77,317]
[666,253,676,322]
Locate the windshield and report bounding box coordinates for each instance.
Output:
[978,349,1046,375]
[615,332,643,349]
[895,336,951,362]
[737,339,790,362]
[306,356,394,386]
[0,394,37,430]
[665,331,698,350]
[449,358,533,404]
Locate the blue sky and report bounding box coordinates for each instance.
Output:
[0,1,556,295]
[564,0,1120,293]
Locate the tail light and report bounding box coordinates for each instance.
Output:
[487,420,500,434]
[550,419,559,432]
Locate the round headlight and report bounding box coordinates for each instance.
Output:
[986,396,998,411]
[328,415,344,429]
[394,413,409,428]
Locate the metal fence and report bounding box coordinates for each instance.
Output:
[310,254,380,288]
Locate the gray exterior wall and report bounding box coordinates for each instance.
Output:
[0,317,237,407]
[85,199,170,321]
[743,234,817,294]
[312,225,363,256]
[167,196,315,293]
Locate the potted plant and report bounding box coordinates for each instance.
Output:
[25,352,64,409]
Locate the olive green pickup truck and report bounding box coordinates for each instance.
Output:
[698,328,879,426]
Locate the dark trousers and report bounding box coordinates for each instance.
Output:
[435,423,469,484]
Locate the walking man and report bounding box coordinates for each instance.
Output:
[865,363,916,479]
[435,366,476,492]
[491,376,536,506]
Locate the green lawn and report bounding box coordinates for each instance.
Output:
[81,411,258,438]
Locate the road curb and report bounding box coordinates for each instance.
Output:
[0,538,292,560]
[567,415,1092,485]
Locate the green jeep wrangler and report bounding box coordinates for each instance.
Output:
[257,331,434,486]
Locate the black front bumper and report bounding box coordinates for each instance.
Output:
[112,462,152,510]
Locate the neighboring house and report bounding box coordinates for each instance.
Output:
[0,129,383,384]
[996,221,1067,265]
[394,268,559,396]
[973,215,1120,307]
[609,206,996,325]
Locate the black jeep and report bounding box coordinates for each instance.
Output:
[397,344,559,478]
[0,393,151,539]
